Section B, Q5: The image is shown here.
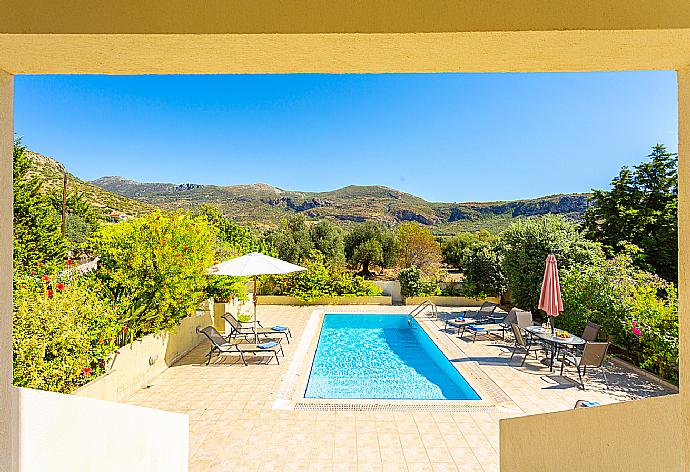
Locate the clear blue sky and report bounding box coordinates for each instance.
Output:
[14,72,677,202]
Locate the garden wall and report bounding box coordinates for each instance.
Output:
[256,295,393,305]
[18,387,188,471]
[373,281,402,303]
[404,295,501,306]
[74,307,212,402]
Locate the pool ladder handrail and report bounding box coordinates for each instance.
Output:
[408,300,438,325]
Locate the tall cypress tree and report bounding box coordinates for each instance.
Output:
[583,144,678,282]
[13,139,68,274]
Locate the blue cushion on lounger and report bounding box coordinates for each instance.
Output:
[271,326,288,331]
[467,325,485,331]
[581,401,601,408]
[257,341,278,349]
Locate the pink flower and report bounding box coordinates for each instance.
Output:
[632,327,642,336]
[632,320,637,327]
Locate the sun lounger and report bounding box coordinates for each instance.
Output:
[198,326,284,366]
[223,313,292,343]
[445,302,500,333]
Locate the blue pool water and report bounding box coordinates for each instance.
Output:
[304,314,481,400]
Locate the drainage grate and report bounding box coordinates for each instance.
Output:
[292,402,503,413]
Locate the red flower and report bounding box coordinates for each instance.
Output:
[122,326,127,333]
[66,259,73,267]
[41,275,50,282]
[47,289,54,298]
[56,283,65,291]
[82,367,92,376]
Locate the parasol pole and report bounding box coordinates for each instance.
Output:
[253,275,258,343]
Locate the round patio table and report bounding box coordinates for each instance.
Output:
[524,325,586,372]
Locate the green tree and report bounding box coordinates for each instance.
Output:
[462,242,506,297]
[344,222,397,276]
[395,222,442,276]
[47,190,101,248]
[196,205,254,254]
[309,220,345,265]
[13,139,68,273]
[582,144,678,282]
[441,230,496,271]
[90,211,216,338]
[500,215,602,311]
[264,215,314,264]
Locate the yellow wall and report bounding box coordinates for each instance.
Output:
[73,310,211,402]
[500,395,681,471]
[2,2,690,471]
[2,0,690,34]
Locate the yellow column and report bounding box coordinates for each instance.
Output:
[0,69,16,471]
[679,66,690,471]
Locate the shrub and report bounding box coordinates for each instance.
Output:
[270,251,382,301]
[499,215,602,311]
[396,222,442,276]
[90,211,216,339]
[13,275,122,393]
[398,266,440,298]
[462,243,506,297]
[559,252,678,382]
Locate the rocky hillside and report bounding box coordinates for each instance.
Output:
[91,175,591,233]
[25,152,157,217]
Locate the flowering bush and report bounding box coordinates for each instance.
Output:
[13,275,122,393]
[267,251,382,301]
[90,211,216,339]
[559,253,678,382]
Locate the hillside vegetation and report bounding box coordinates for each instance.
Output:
[92,176,591,233]
[26,152,157,217]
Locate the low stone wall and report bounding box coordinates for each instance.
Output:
[74,307,212,402]
[256,295,393,306]
[404,295,501,306]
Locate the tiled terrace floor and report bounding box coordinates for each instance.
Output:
[124,305,676,472]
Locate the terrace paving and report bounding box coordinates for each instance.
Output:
[124,305,676,472]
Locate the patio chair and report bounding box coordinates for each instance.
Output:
[198,326,284,366]
[509,322,547,367]
[559,341,611,390]
[567,321,601,356]
[445,302,500,333]
[223,313,292,343]
[581,321,600,342]
[498,308,532,339]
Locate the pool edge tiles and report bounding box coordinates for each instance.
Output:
[305,314,481,401]
[277,311,515,412]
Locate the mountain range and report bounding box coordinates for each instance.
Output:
[89,177,591,234]
[26,151,592,233]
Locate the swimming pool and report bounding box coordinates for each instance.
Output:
[304,314,481,400]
